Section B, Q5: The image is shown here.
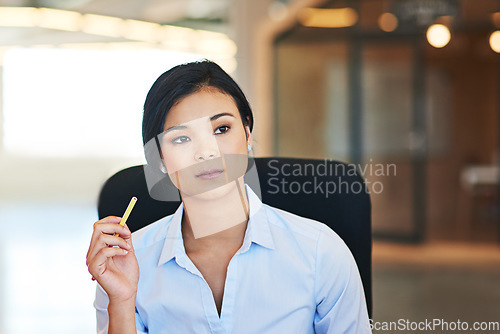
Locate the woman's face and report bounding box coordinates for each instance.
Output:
[159,88,251,199]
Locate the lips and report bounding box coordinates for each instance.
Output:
[195,168,224,180]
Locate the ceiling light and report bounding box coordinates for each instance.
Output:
[38,8,82,32]
[0,7,38,27]
[81,13,124,38]
[122,19,161,43]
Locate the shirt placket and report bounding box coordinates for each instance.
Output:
[174,249,224,333]
[195,253,240,334]
[219,254,238,332]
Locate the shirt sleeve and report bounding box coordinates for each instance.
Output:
[94,284,148,334]
[313,226,372,334]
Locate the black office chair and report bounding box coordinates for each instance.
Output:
[97,157,372,317]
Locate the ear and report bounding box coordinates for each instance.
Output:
[245,126,252,148]
[160,163,167,174]
[245,116,252,146]
[158,144,168,173]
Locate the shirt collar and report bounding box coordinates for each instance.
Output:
[239,184,275,252]
[157,184,275,266]
[157,203,185,266]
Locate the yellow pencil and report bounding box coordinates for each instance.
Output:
[114,196,137,236]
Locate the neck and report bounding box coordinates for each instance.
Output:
[181,178,249,253]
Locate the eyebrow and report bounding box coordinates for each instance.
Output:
[210,112,235,121]
[163,125,187,134]
[163,113,235,133]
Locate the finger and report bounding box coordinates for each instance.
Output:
[87,233,131,264]
[88,246,129,278]
[87,225,133,266]
[123,227,135,252]
[87,217,129,261]
[89,218,130,250]
[102,222,131,237]
[113,222,133,239]
[90,216,121,244]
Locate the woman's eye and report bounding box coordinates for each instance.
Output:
[171,136,190,144]
[214,125,230,134]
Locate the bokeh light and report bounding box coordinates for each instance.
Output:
[426,24,451,48]
[489,30,500,53]
[378,12,398,32]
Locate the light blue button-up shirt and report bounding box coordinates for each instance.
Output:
[95,185,371,333]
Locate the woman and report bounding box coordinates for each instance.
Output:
[86,60,371,333]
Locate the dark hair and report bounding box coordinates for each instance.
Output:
[142,60,254,146]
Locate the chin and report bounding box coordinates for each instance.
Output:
[182,177,246,201]
[186,181,238,200]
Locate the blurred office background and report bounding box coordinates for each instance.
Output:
[0,0,499,333]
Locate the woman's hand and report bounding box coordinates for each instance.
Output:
[86,216,139,303]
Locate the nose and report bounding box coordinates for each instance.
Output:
[194,140,219,161]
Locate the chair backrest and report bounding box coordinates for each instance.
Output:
[98,157,372,317]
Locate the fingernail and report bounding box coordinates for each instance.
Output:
[122,249,128,254]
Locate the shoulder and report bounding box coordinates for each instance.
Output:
[264,204,346,246]
[262,204,352,262]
